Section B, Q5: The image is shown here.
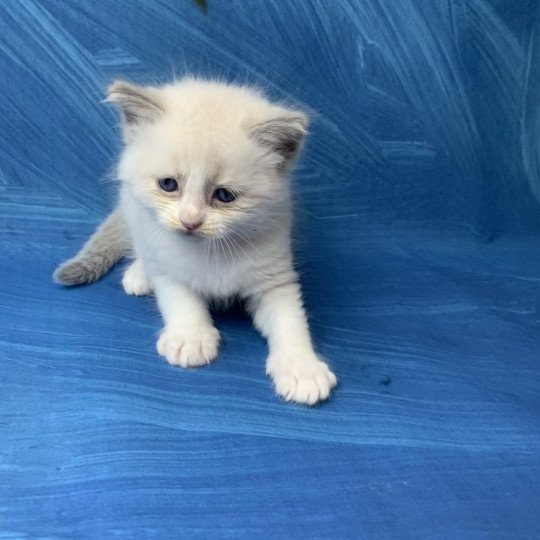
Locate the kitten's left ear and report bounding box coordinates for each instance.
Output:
[105,80,164,140]
[250,111,309,167]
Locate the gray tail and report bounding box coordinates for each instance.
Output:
[53,208,131,286]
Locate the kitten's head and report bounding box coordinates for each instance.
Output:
[109,78,308,240]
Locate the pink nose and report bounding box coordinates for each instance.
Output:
[181,219,203,232]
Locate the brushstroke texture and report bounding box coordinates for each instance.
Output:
[0,0,539,538]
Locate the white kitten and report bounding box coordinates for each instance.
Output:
[54,78,337,405]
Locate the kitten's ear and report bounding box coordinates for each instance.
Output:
[105,80,164,138]
[250,111,309,167]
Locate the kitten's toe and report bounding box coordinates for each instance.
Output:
[122,261,152,296]
[157,326,220,368]
[268,356,337,405]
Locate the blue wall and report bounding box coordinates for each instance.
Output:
[2,0,539,236]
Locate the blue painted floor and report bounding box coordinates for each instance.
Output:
[1,1,540,538]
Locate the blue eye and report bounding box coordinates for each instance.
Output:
[158,177,178,192]
[214,187,236,203]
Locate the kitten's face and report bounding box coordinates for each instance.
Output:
[112,80,308,241]
[119,117,287,239]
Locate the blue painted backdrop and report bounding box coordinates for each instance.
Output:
[1,1,539,538]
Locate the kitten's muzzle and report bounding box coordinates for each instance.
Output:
[181,219,203,233]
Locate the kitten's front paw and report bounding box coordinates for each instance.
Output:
[267,355,337,405]
[157,325,220,368]
[122,261,152,296]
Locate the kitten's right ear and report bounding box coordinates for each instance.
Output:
[250,111,309,168]
[105,80,164,138]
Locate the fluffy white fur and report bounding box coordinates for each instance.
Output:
[62,78,337,405]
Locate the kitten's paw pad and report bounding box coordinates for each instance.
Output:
[122,263,152,296]
[157,326,220,368]
[268,357,337,405]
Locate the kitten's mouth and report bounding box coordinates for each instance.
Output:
[180,228,207,239]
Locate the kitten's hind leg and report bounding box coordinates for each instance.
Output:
[122,258,153,296]
[153,275,220,368]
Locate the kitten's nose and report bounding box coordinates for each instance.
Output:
[181,219,203,232]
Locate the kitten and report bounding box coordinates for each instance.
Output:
[54,78,337,405]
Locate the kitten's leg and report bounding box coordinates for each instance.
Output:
[153,275,220,368]
[248,282,337,405]
[122,258,153,296]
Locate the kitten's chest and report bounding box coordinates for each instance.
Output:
[135,221,252,298]
[155,241,249,298]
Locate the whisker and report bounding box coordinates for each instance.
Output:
[228,229,265,257]
[218,235,230,267]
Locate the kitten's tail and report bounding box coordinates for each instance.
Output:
[53,208,131,286]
